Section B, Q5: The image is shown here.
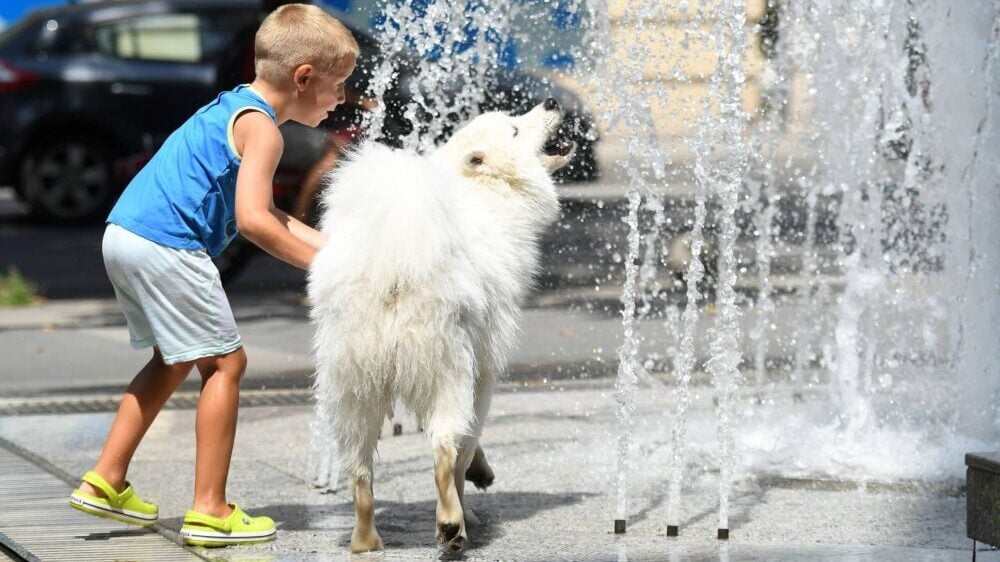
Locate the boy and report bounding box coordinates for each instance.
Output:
[67,4,358,547]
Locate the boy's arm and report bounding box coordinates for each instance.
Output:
[270,205,326,250]
[233,111,322,270]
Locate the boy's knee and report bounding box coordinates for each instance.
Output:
[229,348,248,379]
[221,347,247,381]
[197,347,247,382]
[151,348,194,379]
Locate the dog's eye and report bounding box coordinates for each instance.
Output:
[512,126,519,137]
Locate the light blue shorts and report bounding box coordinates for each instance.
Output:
[102,223,242,365]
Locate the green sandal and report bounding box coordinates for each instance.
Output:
[68,470,158,526]
[180,503,276,547]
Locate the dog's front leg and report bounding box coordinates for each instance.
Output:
[433,442,466,550]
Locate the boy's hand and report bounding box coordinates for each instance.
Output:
[233,110,321,270]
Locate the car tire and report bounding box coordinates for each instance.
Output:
[19,133,118,223]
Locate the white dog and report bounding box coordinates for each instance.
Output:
[307,99,575,552]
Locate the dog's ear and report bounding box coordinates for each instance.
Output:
[464,150,486,174]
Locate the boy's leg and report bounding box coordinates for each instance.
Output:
[191,347,248,518]
[81,347,193,495]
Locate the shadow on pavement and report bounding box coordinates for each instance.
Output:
[218,491,595,553]
[75,528,160,541]
[672,486,765,535]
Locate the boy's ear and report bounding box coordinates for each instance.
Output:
[293,64,315,92]
[464,150,486,174]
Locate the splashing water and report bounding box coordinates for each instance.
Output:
[574,0,672,525]
[781,0,1000,465]
[361,0,514,153]
[591,0,1000,531]
[703,0,748,533]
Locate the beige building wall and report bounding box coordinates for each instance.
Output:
[548,0,769,170]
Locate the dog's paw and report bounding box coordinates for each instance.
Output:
[465,461,495,490]
[445,534,465,551]
[350,528,384,553]
[436,521,466,551]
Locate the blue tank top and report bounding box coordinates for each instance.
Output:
[107,85,277,257]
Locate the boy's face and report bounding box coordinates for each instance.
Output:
[295,55,356,127]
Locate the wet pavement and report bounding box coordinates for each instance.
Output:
[0,383,994,561]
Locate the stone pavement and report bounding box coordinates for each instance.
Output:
[0,383,994,561]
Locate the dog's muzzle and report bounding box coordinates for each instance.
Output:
[543,136,576,157]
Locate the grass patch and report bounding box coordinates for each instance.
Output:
[0,268,39,306]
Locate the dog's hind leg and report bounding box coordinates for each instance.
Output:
[459,374,494,529]
[432,437,466,550]
[427,390,477,550]
[464,375,496,492]
[349,466,381,553]
[464,444,495,491]
[335,394,387,553]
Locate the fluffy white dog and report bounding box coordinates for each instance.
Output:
[307,99,575,552]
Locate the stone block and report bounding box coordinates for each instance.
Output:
[966,452,1000,547]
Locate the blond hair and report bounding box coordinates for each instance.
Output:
[254,3,359,86]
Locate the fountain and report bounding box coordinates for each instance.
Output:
[598,0,1000,535]
[307,0,1000,541]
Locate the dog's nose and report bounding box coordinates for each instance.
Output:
[544,97,559,111]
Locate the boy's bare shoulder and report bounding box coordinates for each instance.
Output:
[233,110,283,161]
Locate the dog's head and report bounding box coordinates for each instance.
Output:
[439,99,577,189]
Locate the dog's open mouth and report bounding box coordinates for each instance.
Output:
[543,135,576,157]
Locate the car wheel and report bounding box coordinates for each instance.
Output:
[19,133,117,223]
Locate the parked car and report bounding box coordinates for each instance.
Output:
[0,0,599,223]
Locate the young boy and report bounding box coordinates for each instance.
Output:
[67,4,358,547]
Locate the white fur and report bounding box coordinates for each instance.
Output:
[307,103,570,549]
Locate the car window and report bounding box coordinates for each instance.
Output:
[198,11,250,62]
[92,12,243,63]
[0,16,42,55]
[95,13,201,62]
